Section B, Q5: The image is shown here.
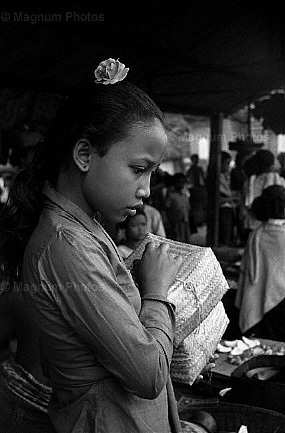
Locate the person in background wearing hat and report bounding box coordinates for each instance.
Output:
[236,185,285,341]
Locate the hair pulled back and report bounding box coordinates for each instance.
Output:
[0,81,164,271]
[251,185,285,221]
[244,149,275,177]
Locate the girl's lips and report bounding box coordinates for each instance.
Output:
[126,203,143,214]
[125,208,137,216]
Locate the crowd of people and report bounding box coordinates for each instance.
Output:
[0,56,285,432]
[3,144,285,252]
[113,147,285,253]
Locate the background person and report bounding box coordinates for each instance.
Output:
[142,201,166,237]
[235,185,285,341]
[219,151,237,246]
[186,154,207,229]
[230,151,248,245]
[117,209,148,259]
[243,149,285,240]
[115,201,166,246]
[166,173,191,243]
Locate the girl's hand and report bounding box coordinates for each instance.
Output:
[133,241,183,299]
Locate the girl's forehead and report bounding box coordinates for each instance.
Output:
[128,119,166,138]
[123,121,168,157]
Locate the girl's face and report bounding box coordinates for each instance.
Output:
[82,119,167,222]
[125,214,147,241]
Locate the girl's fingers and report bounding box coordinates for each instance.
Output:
[157,242,170,254]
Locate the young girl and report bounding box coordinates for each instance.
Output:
[0,59,183,433]
[117,209,148,259]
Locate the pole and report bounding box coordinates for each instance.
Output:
[206,113,223,246]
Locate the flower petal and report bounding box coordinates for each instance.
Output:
[93,58,129,84]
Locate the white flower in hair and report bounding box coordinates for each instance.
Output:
[94,58,129,85]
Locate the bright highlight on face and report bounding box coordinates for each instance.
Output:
[81,119,168,222]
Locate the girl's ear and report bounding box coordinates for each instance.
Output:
[73,139,92,172]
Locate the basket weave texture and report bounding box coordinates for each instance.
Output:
[171,301,229,385]
[125,233,229,384]
[125,233,229,347]
[179,402,285,433]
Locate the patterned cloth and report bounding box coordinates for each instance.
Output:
[0,358,54,433]
[180,420,208,432]
[235,219,285,332]
[1,357,51,413]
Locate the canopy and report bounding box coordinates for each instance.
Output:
[0,1,283,130]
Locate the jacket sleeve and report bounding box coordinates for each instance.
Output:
[35,229,175,399]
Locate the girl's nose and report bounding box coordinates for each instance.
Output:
[136,183,150,199]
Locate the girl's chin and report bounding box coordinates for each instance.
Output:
[115,214,128,223]
[103,209,128,222]
[118,208,135,220]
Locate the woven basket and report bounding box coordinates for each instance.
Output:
[179,402,285,433]
[125,233,229,347]
[171,302,229,385]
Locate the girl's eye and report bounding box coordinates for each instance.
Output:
[132,167,146,175]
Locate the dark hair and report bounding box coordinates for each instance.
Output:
[245,149,275,177]
[251,185,285,221]
[254,150,275,175]
[221,151,232,164]
[0,81,164,271]
[173,172,186,183]
[191,154,199,162]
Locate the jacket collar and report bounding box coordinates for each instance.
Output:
[42,182,114,243]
